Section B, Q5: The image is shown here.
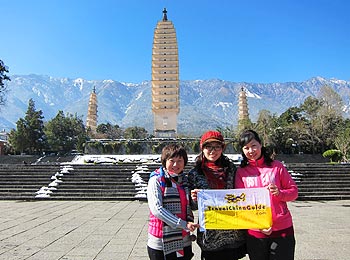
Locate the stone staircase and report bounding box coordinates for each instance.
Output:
[0,163,155,200]
[285,163,350,200]
[0,164,61,200]
[0,162,195,200]
[52,163,177,200]
[1,161,350,201]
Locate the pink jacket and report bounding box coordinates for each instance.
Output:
[235,157,298,232]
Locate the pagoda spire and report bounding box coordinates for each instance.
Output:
[162,8,168,21]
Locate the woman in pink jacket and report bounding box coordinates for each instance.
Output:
[235,130,298,260]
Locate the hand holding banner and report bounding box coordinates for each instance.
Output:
[197,188,272,231]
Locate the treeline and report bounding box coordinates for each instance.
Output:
[6,99,150,155]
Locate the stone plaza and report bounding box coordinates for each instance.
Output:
[0,199,349,260]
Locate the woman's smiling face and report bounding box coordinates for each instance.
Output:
[242,138,262,161]
[202,141,223,162]
[166,156,185,175]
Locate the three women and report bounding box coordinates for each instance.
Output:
[147,129,298,260]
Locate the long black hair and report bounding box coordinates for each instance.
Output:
[239,129,273,167]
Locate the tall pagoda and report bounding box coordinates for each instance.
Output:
[86,86,98,134]
[238,86,251,130]
[151,8,179,138]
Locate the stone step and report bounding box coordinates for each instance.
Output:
[0,188,43,193]
[0,194,136,201]
[37,196,138,201]
[297,187,350,192]
[52,190,137,195]
[0,185,53,189]
[297,183,350,187]
[296,177,350,180]
[292,173,350,177]
[296,180,350,184]
[0,184,136,189]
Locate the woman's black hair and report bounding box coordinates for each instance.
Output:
[161,144,188,168]
[239,129,273,167]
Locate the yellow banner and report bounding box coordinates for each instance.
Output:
[197,188,272,230]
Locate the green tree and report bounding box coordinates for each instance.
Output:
[124,126,148,139]
[274,107,304,153]
[334,119,350,162]
[278,106,304,125]
[8,99,46,154]
[300,96,322,118]
[0,59,11,106]
[96,123,123,139]
[275,91,346,155]
[45,111,87,154]
[8,119,28,154]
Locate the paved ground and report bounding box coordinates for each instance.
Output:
[0,200,349,260]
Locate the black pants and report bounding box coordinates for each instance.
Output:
[246,234,295,260]
[201,244,247,260]
[147,245,194,260]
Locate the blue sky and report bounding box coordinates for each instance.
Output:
[2,0,350,83]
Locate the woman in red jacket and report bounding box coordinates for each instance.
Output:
[235,130,298,260]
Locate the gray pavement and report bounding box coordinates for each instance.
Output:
[0,200,349,260]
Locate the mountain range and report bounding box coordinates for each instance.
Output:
[1,74,350,136]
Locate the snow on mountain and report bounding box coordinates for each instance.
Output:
[1,75,350,136]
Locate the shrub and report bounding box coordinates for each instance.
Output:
[322,149,343,163]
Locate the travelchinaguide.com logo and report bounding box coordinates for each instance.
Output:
[205,192,267,211]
